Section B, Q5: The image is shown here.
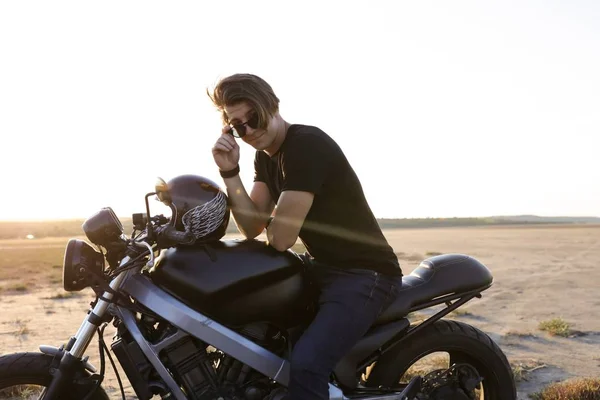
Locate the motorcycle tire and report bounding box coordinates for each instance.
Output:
[366,319,516,399]
[0,352,109,400]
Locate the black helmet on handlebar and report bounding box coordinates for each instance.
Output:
[164,174,230,244]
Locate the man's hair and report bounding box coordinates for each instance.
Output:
[207,74,280,130]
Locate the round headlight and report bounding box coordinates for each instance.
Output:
[63,239,105,292]
[82,207,123,247]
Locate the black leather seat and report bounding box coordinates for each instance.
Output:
[375,254,493,325]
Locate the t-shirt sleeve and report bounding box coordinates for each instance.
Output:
[281,132,334,194]
[254,151,268,183]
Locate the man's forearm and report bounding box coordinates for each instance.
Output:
[223,175,268,238]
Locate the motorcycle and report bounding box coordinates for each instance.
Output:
[0,176,516,399]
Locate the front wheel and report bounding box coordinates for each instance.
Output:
[367,320,516,399]
[0,352,109,400]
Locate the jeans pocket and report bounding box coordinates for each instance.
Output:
[377,281,399,316]
[362,272,380,309]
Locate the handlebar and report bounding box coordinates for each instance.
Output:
[156,225,194,246]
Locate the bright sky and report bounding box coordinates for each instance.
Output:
[1,1,599,221]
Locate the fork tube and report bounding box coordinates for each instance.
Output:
[69,257,132,358]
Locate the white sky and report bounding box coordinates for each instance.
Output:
[1,0,599,221]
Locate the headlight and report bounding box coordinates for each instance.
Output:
[82,207,123,247]
[63,239,105,292]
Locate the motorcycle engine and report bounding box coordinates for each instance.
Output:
[160,322,287,400]
[162,336,216,399]
[222,322,288,400]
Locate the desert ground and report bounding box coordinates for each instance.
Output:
[0,224,599,399]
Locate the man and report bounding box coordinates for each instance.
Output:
[208,73,402,400]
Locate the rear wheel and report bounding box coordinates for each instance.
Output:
[367,320,516,399]
[0,352,109,400]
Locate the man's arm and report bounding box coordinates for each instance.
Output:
[223,176,275,239]
[267,190,314,251]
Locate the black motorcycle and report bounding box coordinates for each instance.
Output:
[0,175,516,399]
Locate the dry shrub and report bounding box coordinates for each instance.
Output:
[538,318,572,337]
[510,359,546,382]
[530,377,600,400]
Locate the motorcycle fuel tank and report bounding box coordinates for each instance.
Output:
[150,239,311,327]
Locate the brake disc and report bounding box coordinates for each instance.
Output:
[418,364,482,400]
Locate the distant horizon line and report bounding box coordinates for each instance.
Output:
[1,214,599,223]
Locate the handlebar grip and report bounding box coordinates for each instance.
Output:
[160,226,193,245]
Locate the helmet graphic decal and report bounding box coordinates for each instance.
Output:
[181,191,228,241]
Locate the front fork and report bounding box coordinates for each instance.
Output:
[42,256,134,399]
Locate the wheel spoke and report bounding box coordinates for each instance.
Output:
[0,384,45,400]
[401,351,449,383]
[37,387,48,400]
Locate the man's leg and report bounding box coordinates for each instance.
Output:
[288,267,400,400]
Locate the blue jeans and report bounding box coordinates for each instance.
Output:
[288,264,402,400]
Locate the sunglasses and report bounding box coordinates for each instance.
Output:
[228,112,259,138]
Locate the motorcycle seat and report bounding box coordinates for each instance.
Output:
[375,254,493,325]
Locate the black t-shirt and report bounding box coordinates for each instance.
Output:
[254,124,402,276]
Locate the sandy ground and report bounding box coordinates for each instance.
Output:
[0,225,599,399]
[384,225,600,398]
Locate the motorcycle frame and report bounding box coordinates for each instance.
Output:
[117,273,415,400]
[357,285,492,372]
[42,258,490,400]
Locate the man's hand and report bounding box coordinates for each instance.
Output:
[212,127,240,171]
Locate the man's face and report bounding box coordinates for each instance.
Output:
[224,102,274,151]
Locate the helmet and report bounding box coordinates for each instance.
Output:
[165,174,230,243]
